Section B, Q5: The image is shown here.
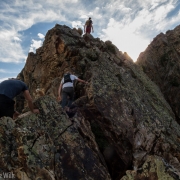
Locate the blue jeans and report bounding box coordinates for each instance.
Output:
[61,87,74,108]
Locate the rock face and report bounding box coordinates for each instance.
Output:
[136,25,180,125]
[1,24,180,180]
[0,96,110,180]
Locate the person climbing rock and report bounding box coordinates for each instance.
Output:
[58,71,88,110]
[0,79,39,119]
[84,17,94,34]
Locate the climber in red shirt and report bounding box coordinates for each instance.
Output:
[84,17,94,34]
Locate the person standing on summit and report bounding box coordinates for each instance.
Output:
[0,79,39,119]
[84,17,94,34]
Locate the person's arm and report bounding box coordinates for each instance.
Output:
[58,83,63,101]
[23,90,39,114]
[84,20,88,33]
[84,24,86,33]
[77,78,88,84]
[91,25,94,33]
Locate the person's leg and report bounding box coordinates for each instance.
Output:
[61,89,68,108]
[86,26,91,34]
[0,95,14,119]
[66,88,74,108]
[0,102,14,118]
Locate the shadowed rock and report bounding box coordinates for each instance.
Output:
[0,96,110,180]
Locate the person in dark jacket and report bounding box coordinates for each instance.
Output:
[0,79,39,119]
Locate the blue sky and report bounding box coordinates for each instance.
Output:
[0,0,180,82]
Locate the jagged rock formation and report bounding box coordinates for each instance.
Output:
[0,96,110,179]
[1,24,180,180]
[137,25,180,125]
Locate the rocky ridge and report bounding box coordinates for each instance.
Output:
[0,24,180,180]
[137,25,180,125]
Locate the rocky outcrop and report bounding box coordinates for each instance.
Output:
[1,24,180,179]
[0,96,110,179]
[121,155,179,180]
[136,25,180,125]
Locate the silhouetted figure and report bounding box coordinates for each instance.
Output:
[84,17,94,34]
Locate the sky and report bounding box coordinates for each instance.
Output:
[0,0,180,82]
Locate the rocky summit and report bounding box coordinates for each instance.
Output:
[1,24,180,180]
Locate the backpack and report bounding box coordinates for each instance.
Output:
[87,20,92,27]
[63,73,72,84]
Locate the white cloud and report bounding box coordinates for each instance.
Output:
[99,0,180,61]
[0,76,18,82]
[100,19,149,61]
[29,33,45,52]
[0,69,6,73]
[0,0,180,64]
[0,0,69,63]
[118,5,132,12]
[88,12,94,16]
[29,39,43,52]
[38,33,45,39]
[80,15,89,19]
[0,29,27,63]
[0,69,20,74]
[14,36,22,42]
[72,21,83,28]
[0,77,9,83]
